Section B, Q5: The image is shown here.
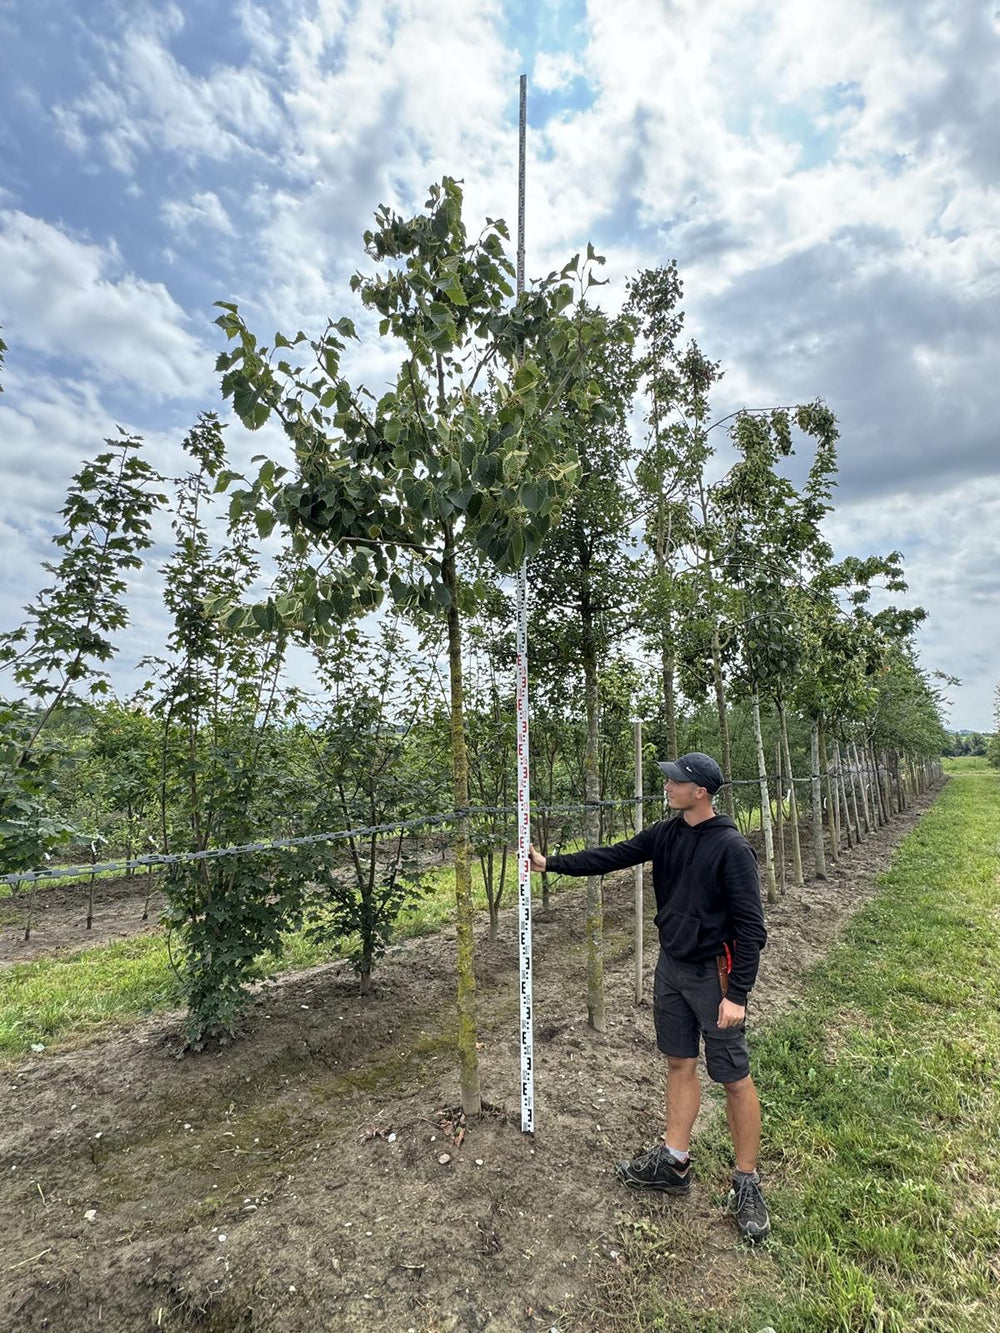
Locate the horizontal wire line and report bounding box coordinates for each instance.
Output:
[0,771,889,887]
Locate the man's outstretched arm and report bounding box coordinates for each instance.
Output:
[529,826,656,877]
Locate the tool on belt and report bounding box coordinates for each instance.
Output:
[717,942,733,998]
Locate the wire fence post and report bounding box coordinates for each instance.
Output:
[633,717,643,1004]
[515,71,534,1136]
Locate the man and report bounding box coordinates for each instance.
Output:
[528,752,770,1243]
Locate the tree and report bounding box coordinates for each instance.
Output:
[712,403,840,899]
[529,307,638,1031]
[626,269,723,766]
[0,433,164,873]
[153,415,312,1042]
[301,621,434,991]
[86,693,160,870]
[213,178,610,1111]
[0,433,165,761]
[988,691,1000,769]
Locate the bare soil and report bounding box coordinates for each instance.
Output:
[0,873,167,964]
[0,789,941,1333]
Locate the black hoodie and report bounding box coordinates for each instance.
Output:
[545,814,766,1005]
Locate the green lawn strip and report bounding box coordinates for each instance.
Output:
[0,836,590,1055]
[942,755,994,774]
[607,762,1000,1333]
[0,933,184,1054]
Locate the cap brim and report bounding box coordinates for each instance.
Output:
[656,761,691,783]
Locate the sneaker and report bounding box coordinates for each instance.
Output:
[615,1143,691,1194]
[727,1172,771,1243]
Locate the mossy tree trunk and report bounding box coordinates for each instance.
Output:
[443,535,482,1116]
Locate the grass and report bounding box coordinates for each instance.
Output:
[0,933,183,1053]
[942,754,994,773]
[0,836,587,1056]
[583,757,1000,1333]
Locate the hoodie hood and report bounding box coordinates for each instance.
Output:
[690,814,738,833]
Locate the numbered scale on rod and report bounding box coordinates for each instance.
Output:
[515,71,535,1135]
[515,562,534,1133]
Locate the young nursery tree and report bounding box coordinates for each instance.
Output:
[154,414,312,1041]
[87,694,161,870]
[529,307,639,1031]
[301,620,434,992]
[712,403,840,900]
[212,178,611,1112]
[0,432,165,872]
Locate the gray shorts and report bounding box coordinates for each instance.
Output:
[653,948,751,1084]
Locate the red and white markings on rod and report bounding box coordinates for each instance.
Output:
[515,560,535,1134]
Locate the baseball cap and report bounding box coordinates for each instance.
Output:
[656,752,725,794]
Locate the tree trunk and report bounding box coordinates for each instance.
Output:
[654,488,678,760]
[751,691,777,904]
[774,736,786,897]
[663,642,678,760]
[778,696,803,886]
[810,721,828,880]
[844,741,862,839]
[444,542,482,1115]
[885,750,895,816]
[486,850,499,942]
[711,624,734,817]
[833,741,853,849]
[581,592,606,1033]
[851,740,871,834]
[870,745,887,825]
[818,719,838,863]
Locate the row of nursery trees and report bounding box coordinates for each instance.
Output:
[0,182,948,1108]
[989,690,1000,769]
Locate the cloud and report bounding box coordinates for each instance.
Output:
[0,211,211,398]
[532,51,582,92]
[695,225,1000,499]
[54,8,283,172]
[825,478,1000,730]
[3,0,999,729]
[162,191,235,235]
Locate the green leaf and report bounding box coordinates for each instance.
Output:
[519,479,548,515]
[441,275,468,306]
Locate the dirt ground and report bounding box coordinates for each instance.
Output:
[0,872,168,964]
[0,788,943,1333]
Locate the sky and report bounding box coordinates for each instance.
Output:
[0,0,997,730]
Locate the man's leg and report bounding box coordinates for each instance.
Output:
[723,1073,761,1174]
[720,1070,769,1242]
[615,954,698,1193]
[695,975,771,1242]
[664,1056,700,1155]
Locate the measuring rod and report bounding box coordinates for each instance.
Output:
[515,71,535,1135]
